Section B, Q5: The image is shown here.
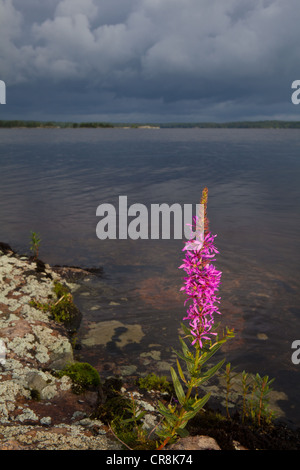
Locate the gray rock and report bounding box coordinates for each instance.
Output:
[169,435,221,450]
[26,371,49,393]
[40,417,52,425]
[48,350,74,370]
[120,365,137,376]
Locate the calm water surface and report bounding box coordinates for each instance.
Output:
[0,128,299,426]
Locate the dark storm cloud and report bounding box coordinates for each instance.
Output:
[1,0,300,121]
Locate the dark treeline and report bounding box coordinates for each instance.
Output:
[1,119,300,129]
[0,120,114,128]
[160,120,300,128]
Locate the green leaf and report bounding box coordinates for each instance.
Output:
[157,401,177,425]
[183,402,195,412]
[199,344,222,365]
[170,366,185,405]
[267,377,275,387]
[184,393,211,420]
[176,427,190,438]
[122,417,135,424]
[157,400,170,414]
[180,323,194,342]
[195,359,225,386]
[136,411,147,420]
[179,337,194,363]
[173,342,194,375]
[172,348,185,361]
[176,358,187,384]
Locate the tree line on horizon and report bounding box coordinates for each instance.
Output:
[0,119,300,129]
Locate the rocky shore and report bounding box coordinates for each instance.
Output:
[1,242,299,451]
[0,242,123,450]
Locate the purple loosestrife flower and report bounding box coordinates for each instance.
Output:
[179,216,222,348]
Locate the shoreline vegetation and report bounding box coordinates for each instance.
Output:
[1,119,300,129]
[1,241,300,450]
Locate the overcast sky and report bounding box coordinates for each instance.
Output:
[1,0,300,123]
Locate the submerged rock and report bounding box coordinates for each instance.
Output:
[81,320,144,348]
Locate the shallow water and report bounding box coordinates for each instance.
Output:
[0,127,299,426]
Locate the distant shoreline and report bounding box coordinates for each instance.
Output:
[1,119,300,129]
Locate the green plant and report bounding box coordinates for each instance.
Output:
[30,281,78,325]
[138,374,172,394]
[29,299,50,312]
[236,370,275,426]
[222,362,239,418]
[102,392,157,450]
[53,281,70,298]
[118,393,148,447]
[155,188,235,449]
[30,231,41,259]
[58,362,101,394]
[156,324,234,449]
[50,282,75,323]
[241,370,251,423]
[251,373,275,426]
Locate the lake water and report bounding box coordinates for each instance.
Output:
[0,127,299,426]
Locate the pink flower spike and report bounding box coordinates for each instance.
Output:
[179,219,222,349]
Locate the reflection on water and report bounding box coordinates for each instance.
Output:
[0,128,299,426]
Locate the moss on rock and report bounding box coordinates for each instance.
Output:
[29,281,81,331]
[138,373,173,394]
[58,362,101,394]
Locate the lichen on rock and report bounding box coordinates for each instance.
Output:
[0,245,118,449]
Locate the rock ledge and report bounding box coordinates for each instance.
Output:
[0,243,120,450]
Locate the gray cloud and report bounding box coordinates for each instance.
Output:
[1,0,300,121]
